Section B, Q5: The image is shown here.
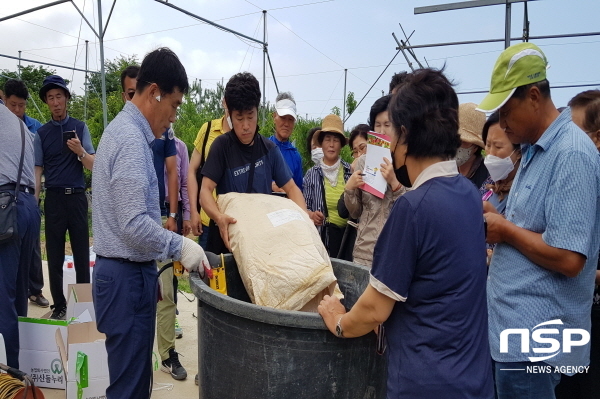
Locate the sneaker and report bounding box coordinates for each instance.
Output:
[195,373,198,386]
[160,348,187,380]
[29,294,50,308]
[50,305,66,320]
[175,318,183,339]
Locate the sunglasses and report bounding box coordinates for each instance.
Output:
[376,324,386,355]
[125,91,135,100]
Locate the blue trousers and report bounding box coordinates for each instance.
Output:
[494,361,561,399]
[0,192,40,368]
[198,223,210,250]
[93,256,157,399]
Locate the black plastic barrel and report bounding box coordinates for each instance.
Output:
[190,255,387,399]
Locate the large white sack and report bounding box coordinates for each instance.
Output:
[217,193,343,311]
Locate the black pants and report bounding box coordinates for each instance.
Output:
[45,190,90,310]
[28,233,43,296]
[555,305,600,399]
[0,192,40,368]
[325,224,346,260]
[207,219,230,255]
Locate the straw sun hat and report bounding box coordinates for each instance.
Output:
[458,103,486,149]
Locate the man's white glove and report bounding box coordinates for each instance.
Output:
[180,236,210,277]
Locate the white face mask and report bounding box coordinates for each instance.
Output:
[455,146,474,167]
[484,150,517,182]
[311,148,324,165]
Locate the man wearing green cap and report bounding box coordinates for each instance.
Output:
[480,42,600,398]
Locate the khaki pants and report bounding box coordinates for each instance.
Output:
[156,259,176,361]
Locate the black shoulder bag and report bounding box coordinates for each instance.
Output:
[195,120,212,209]
[0,121,26,243]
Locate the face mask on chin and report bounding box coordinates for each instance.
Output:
[311,148,324,165]
[455,146,475,167]
[484,149,517,181]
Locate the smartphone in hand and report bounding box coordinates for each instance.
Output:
[62,130,76,154]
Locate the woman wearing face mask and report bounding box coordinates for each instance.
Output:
[318,69,494,399]
[457,103,490,188]
[306,126,323,165]
[332,124,370,261]
[343,96,405,267]
[480,111,521,215]
[303,115,351,258]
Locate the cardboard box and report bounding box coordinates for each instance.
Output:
[56,322,109,399]
[66,284,96,323]
[18,317,69,389]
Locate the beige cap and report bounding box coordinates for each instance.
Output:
[458,103,486,149]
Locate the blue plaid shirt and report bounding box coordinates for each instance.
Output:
[487,108,600,371]
[92,102,182,262]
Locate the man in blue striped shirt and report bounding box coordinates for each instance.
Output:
[479,43,600,398]
[92,48,209,399]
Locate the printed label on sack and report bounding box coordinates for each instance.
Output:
[267,209,305,228]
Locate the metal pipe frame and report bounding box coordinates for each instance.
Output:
[266,50,279,95]
[0,53,99,74]
[397,31,600,51]
[0,0,70,23]
[153,0,265,46]
[70,0,99,37]
[415,0,537,14]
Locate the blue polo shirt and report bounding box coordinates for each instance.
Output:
[487,108,600,372]
[23,114,43,133]
[371,164,494,398]
[152,128,176,215]
[23,114,42,133]
[34,115,95,189]
[268,134,303,191]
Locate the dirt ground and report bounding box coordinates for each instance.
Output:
[27,261,201,399]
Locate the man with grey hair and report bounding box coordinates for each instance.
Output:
[269,92,303,191]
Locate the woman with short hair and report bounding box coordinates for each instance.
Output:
[319,68,494,399]
[480,111,521,215]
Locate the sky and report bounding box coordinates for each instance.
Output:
[1,0,599,129]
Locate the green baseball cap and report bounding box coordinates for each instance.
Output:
[477,42,548,113]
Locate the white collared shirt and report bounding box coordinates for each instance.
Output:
[410,160,458,190]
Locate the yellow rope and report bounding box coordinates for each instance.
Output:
[0,373,23,399]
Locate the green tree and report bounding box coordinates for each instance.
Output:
[346,91,357,116]
[330,106,341,116]
[0,65,66,122]
[88,54,139,96]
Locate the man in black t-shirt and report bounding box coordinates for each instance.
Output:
[200,72,307,252]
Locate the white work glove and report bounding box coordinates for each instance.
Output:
[180,236,210,277]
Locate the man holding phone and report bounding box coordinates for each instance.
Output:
[34,75,95,320]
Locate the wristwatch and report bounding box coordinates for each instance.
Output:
[169,212,179,220]
[335,316,344,338]
[77,150,86,162]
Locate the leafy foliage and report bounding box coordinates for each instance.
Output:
[2,55,355,176]
[346,91,357,116]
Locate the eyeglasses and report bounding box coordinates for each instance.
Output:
[125,91,135,100]
[351,143,367,158]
